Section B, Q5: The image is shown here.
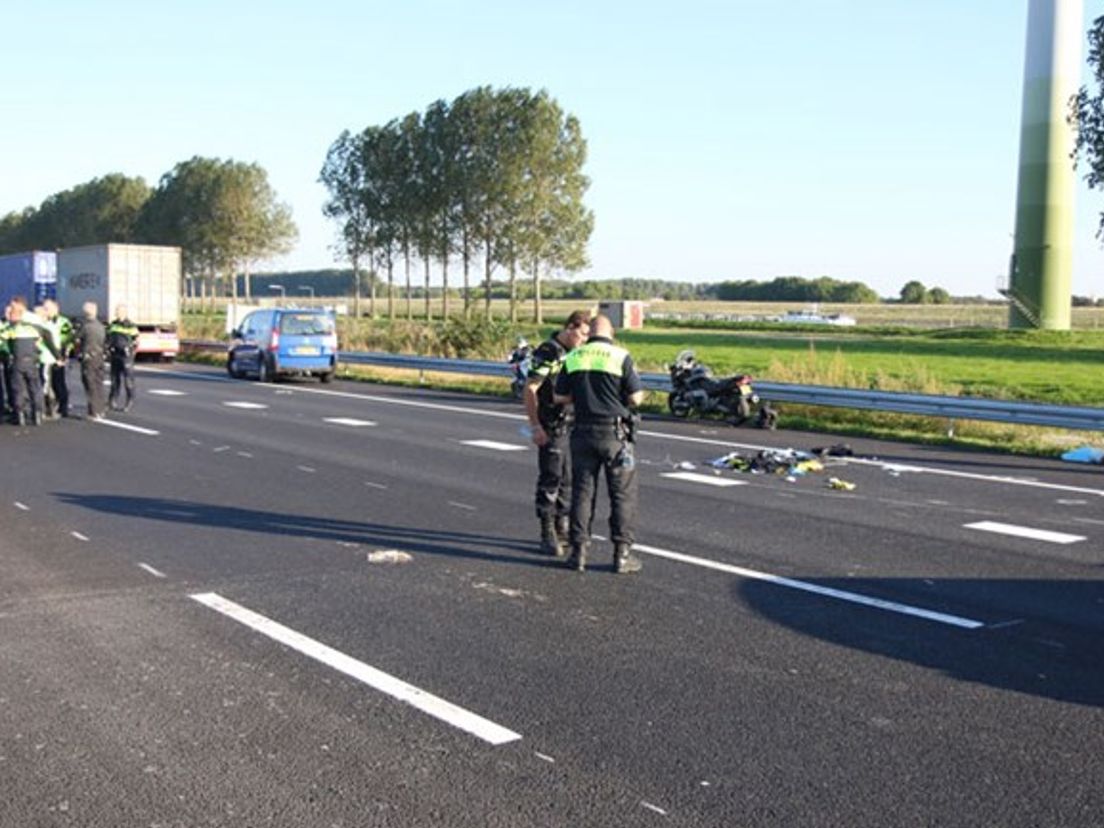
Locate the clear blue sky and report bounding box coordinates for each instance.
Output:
[3,0,1103,298]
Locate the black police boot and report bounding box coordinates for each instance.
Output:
[565,544,587,572]
[540,515,563,558]
[614,543,642,574]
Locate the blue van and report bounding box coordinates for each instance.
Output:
[227,308,337,383]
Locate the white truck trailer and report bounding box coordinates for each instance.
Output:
[57,243,181,360]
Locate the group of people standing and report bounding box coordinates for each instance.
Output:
[0,297,140,426]
[524,311,645,574]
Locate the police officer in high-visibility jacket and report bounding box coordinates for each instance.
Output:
[43,299,73,418]
[107,305,139,412]
[553,314,645,574]
[2,299,56,426]
[524,309,591,557]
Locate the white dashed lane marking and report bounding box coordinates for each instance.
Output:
[223,401,268,410]
[138,563,166,578]
[148,389,187,396]
[191,592,522,745]
[964,521,1086,545]
[70,532,89,542]
[323,417,376,427]
[14,502,29,511]
[459,439,527,452]
[660,471,747,488]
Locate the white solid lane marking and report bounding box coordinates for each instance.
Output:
[70,532,89,542]
[148,389,187,396]
[631,542,985,629]
[964,521,1086,545]
[14,502,29,511]
[660,471,747,488]
[323,417,377,427]
[190,592,521,745]
[138,563,166,578]
[92,419,160,436]
[223,401,268,409]
[460,439,527,452]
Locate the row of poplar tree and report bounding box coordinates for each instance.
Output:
[319,85,593,323]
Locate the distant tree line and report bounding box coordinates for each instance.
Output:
[320,86,593,323]
[0,162,297,305]
[711,276,880,303]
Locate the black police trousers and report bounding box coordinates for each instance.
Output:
[11,359,43,421]
[82,353,106,417]
[535,425,571,520]
[50,362,69,417]
[109,358,134,409]
[568,423,637,549]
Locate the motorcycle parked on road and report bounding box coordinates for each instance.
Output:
[508,338,533,399]
[667,349,777,428]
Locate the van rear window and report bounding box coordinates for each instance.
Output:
[279,314,335,336]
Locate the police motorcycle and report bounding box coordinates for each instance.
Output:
[508,337,533,399]
[667,349,777,428]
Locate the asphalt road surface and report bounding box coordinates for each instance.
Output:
[1,363,1101,827]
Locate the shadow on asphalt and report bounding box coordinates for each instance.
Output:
[54,493,559,570]
[738,578,1104,708]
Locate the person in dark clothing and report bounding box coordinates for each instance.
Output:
[553,314,646,574]
[107,305,139,412]
[78,301,107,420]
[523,310,591,557]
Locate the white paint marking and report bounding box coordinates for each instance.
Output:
[364,481,388,490]
[323,417,377,427]
[460,439,527,452]
[448,501,476,511]
[223,401,268,410]
[1056,499,1087,506]
[70,532,89,542]
[1072,517,1104,527]
[660,471,747,488]
[147,389,187,396]
[237,451,253,458]
[158,367,1104,499]
[964,521,1085,545]
[14,502,29,511]
[138,563,166,578]
[641,801,668,816]
[212,445,231,453]
[534,752,556,764]
[297,465,316,474]
[190,592,520,745]
[188,439,202,446]
[632,541,985,629]
[988,618,1025,630]
[92,419,160,436]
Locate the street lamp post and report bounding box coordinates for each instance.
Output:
[298,285,315,302]
[269,284,286,305]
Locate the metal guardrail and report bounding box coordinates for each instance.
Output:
[182,340,1104,432]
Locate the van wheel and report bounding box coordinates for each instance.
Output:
[258,356,273,383]
[320,371,334,384]
[227,357,242,379]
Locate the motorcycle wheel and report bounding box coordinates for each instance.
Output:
[668,392,692,418]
